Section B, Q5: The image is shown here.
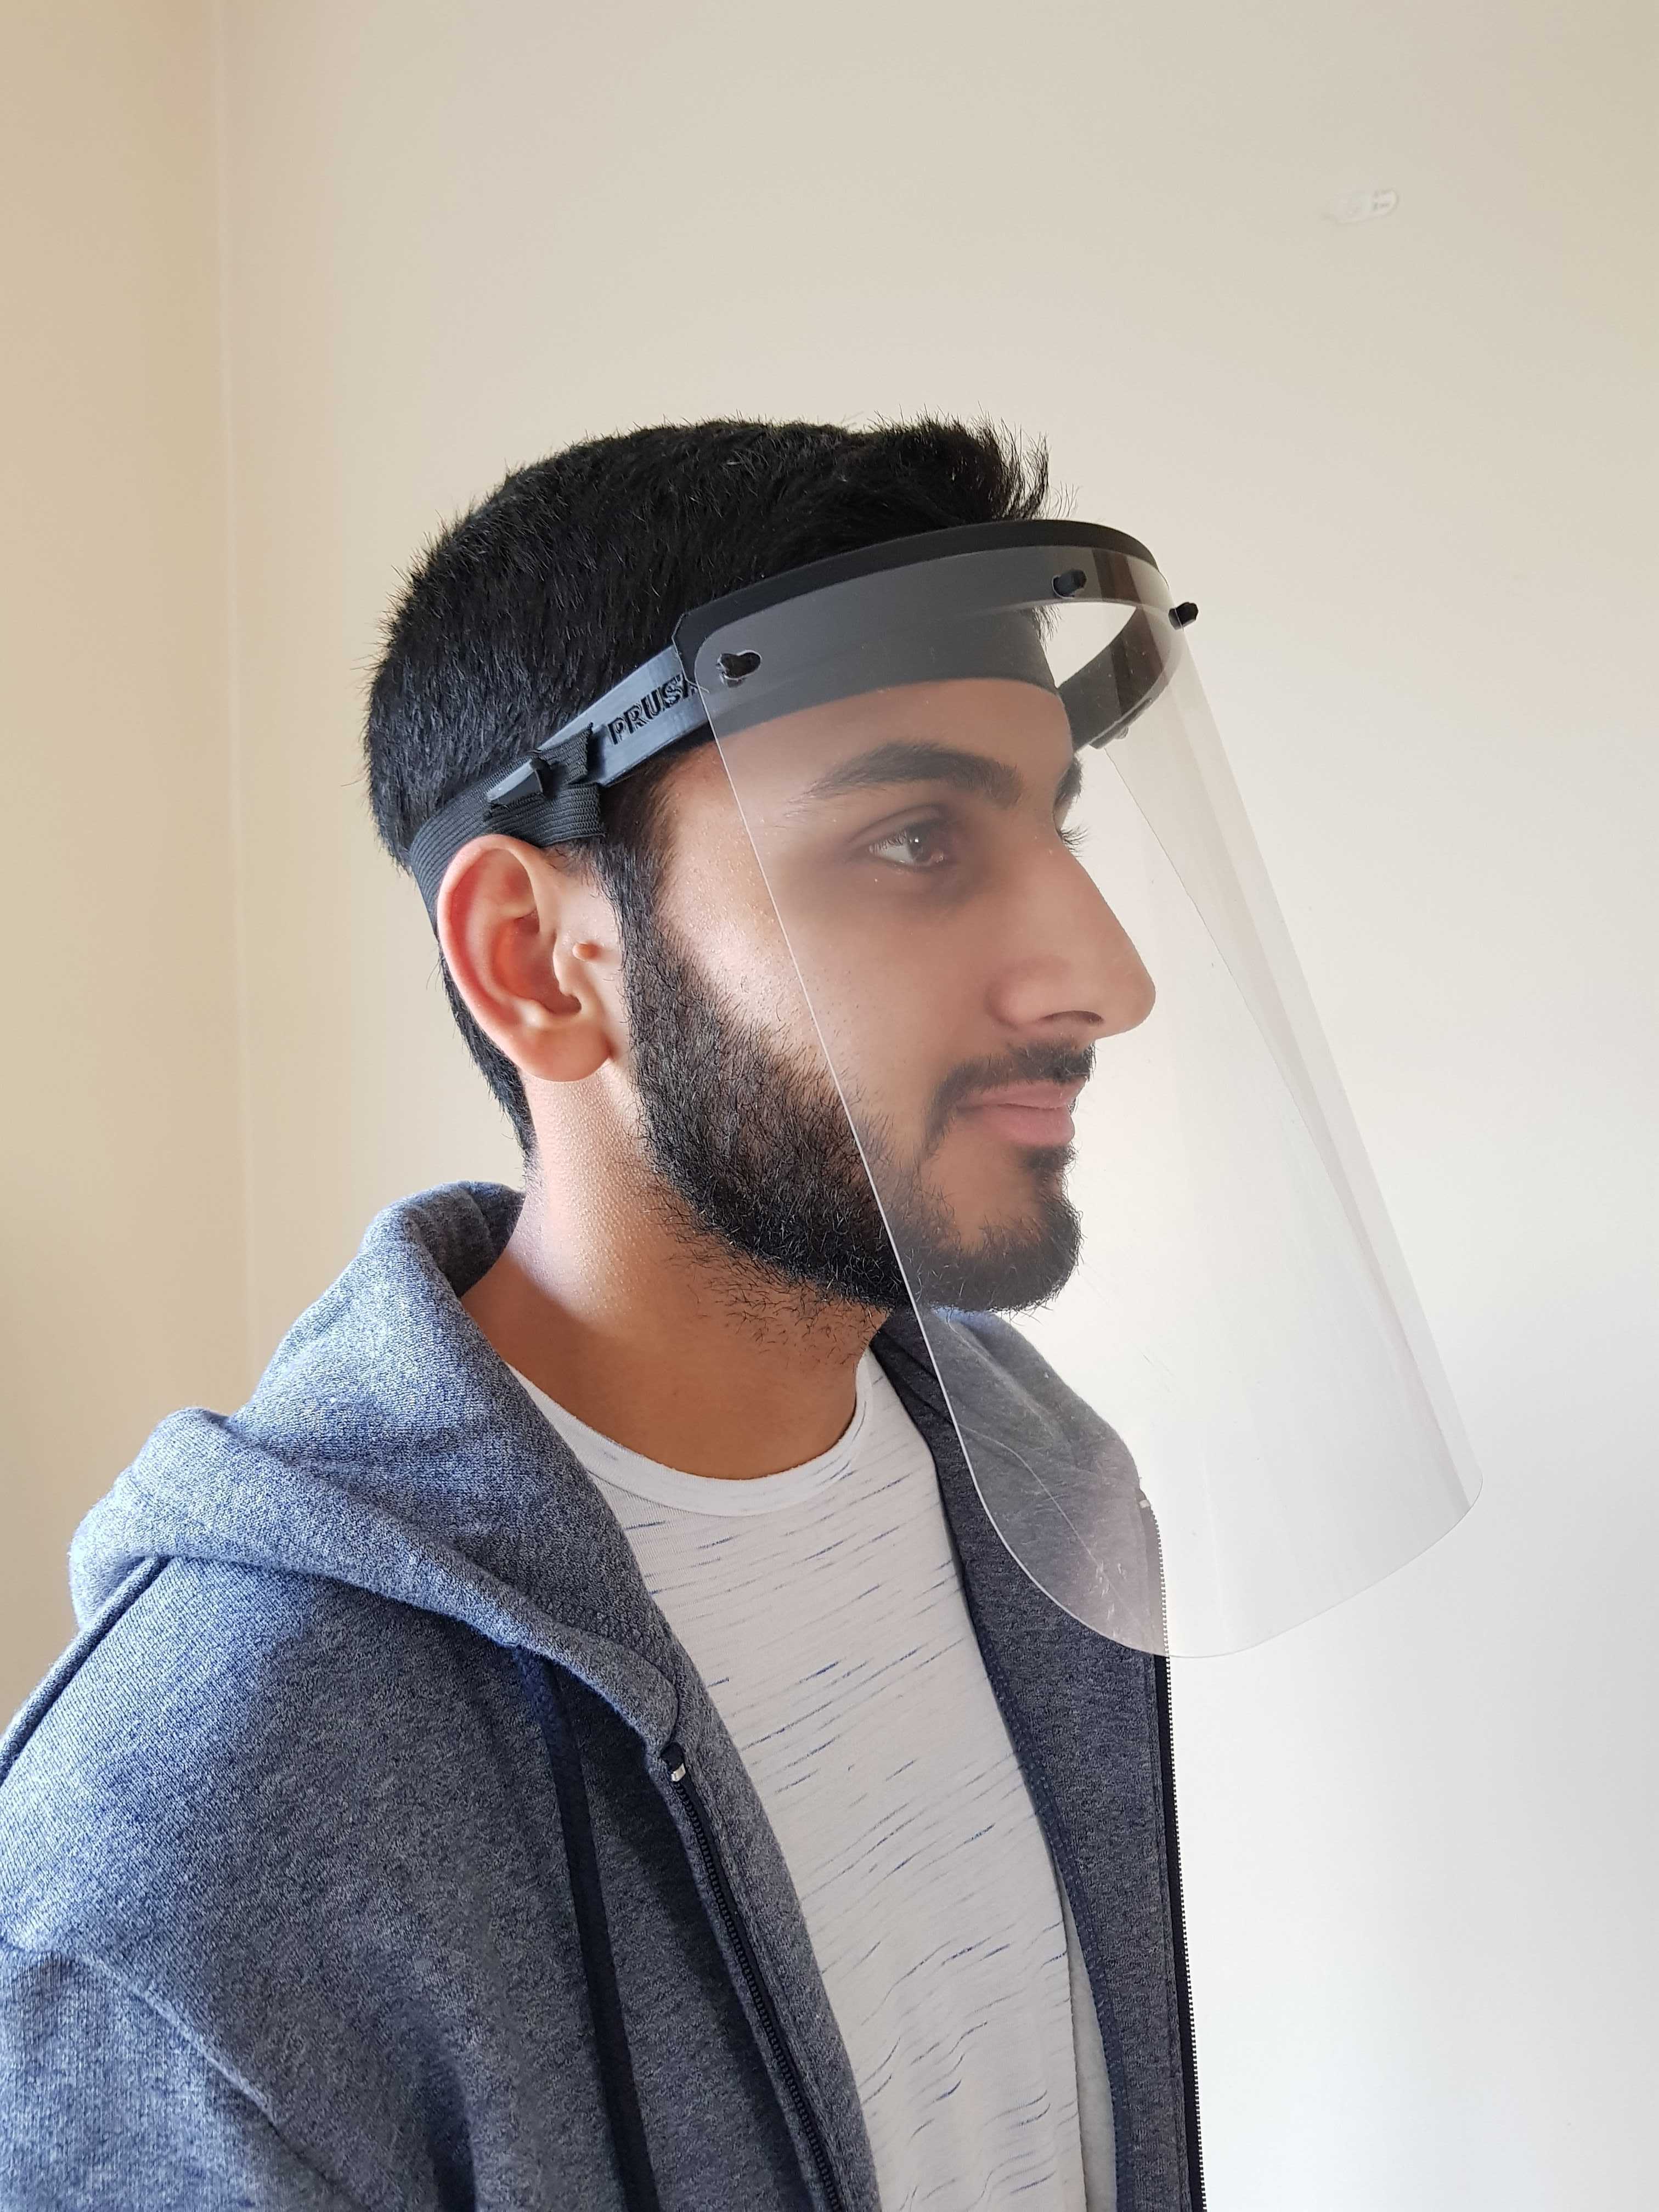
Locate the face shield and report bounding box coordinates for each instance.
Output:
[410,521,1480,1657]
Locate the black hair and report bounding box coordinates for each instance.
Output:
[364,417,1051,1155]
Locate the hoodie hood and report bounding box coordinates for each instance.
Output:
[73,1178,1163,1691]
[69,1181,686,1735]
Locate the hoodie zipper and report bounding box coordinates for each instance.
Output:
[874,1333,1206,2207]
[1152,1655,1207,2212]
[667,1676,1200,2212]
[663,1742,847,2212]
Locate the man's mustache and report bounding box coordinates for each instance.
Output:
[922,1043,1097,1156]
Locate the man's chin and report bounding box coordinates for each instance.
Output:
[893,1197,1084,1316]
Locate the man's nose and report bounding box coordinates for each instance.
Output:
[985,843,1156,1041]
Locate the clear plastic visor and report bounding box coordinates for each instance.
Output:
[688,543,1478,1655]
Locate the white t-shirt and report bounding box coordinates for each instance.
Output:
[511,1351,1115,2210]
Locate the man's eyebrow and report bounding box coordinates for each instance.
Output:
[788,740,1029,815]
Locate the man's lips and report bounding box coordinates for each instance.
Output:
[960,1082,1084,1148]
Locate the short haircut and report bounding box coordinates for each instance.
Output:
[365,417,1051,1154]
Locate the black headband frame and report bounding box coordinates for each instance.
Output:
[406,518,1192,923]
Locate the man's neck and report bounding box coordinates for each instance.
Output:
[460,1158,885,1480]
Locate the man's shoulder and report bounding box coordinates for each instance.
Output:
[0,1557,558,2207]
[0,1558,506,1975]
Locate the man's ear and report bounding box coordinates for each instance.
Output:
[435,835,620,1085]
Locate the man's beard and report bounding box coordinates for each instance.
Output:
[624,910,1087,1315]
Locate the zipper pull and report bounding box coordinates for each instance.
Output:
[663,1740,688,1785]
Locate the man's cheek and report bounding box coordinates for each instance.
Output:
[699,918,817,1041]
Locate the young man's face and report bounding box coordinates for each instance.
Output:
[627,678,1155,1314]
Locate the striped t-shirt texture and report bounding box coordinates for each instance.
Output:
[512,1351,1114,2210]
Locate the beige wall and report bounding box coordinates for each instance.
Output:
[4,3,1655,2204]
[1,0,245,1713]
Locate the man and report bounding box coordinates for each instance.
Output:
[0,421,1203,2210]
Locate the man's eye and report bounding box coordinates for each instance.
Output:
[867,820,954,870]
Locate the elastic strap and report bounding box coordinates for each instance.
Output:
[406,644,707,926]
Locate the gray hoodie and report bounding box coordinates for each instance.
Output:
[0,1182,1202,2210]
